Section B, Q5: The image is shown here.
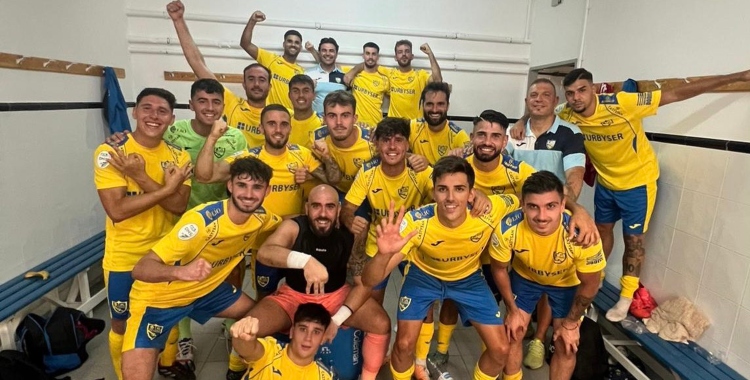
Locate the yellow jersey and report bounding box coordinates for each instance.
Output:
[345,159,433,256]
[491,210,606,287]
[94,137,192,272]
[557,91,661,190]
[409,119,470,165]
[130,200,280,307]
[467,154,536,197]
[313,124,377,193]
[244,337,333,380]
[351,71,389,128]
[256,48,305,110]
[289,112,322,149]
[223,87,265,149]
[379,66,431,120]
[227,145,321,217]
[399,194,520,281]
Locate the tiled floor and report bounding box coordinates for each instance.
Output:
[69,271,551,379]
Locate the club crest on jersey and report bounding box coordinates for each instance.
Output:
[111,301,127,314]
[146,323,164,340]
[553,251,567,264]
[214,146,226,158]
[491,186,505,195]
[257,276,270,288]
[160,161,172,169]
[373,80,380,87]
[398,186,409,199]
[399,296,412,312]
[353,157,364,168]
[470,232,483,243]
[438,145,447,156]
[287,162,299,173]
[545,140,556,149]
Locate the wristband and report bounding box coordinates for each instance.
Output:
[286,250,312,269]
[331,305,353,326]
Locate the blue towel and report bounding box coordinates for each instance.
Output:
[102,67,129,134]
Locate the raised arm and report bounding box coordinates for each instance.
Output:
[132,251,211,283]
[343,63,365,87]
[310,146,342,185]
[166,1,216,80]
[362,203,417,287]
[660,69,750,106]
[194,119,232,183]
[305,41,321,63]
[420,43,442,83]
[239,11,266,60]
[230,316,266,363]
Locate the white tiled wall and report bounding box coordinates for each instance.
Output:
[578,142,750,377]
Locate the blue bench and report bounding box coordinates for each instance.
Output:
[594,281,744,380]
[0,231,107,349]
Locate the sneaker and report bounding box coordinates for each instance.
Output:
[176,338,196,371]
[427,350,450,366]
[158,362,196,380]
[226,369,245,380]
[413,364,430,380]
[523,338,545,370]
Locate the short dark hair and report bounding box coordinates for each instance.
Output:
[284,29,302,41]
[373,117,410,141]
[420,82,451,106]
[318,37,339,52]
[190,78,224,99]
[260,104,291,123]
[473,109,509,130]
[432,155,475,189]
[229,156,273,184]
[529,78,557,93]
[363,42,380,53]
[294,303,331,329]
[521,171,564,201]
[136,88,176,110]
[562,68,594,87]
[243,63,271,79]
[394,39,412,52]
[288,74,315,91]
[323,90,356,113]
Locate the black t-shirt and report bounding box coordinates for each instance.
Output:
[284,215,354,293]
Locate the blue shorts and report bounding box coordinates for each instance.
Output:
[510,271,577,319]
[255,260,283,294]
[104,270,134,321]
[372,261,407,291]
[398,263,502,325]
[594,182,657,235]
[481,264,499,296]
[125,282,241,350]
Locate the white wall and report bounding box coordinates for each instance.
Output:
[0,0,133,283]
[528,0,586,68]
[125,0,533,119]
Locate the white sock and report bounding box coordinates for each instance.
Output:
[606,297,632,322]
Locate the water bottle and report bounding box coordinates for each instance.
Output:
[427,357,453,380]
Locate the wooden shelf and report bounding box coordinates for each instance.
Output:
[608,75,750,93]
[0,52,125,78]
[164,71,242,83]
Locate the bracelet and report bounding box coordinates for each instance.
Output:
[331,305,353,326]
[561,320,579,330]
[286,250,312,269]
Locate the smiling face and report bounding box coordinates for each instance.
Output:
[422,90,449,128]
[189,90,223,127]
[283,34,302,58]
[305,186,339,236]
[526,81,558,118]
[394,43,414,68]
[471,120,507,163]
[289,82,314,113]
[242,66,271,103]
[319,42,338,67]
[363,47,380,69]
[132,95,175,141]
[226,173,270,215]
[376,134,408,167]
[262,110,291,149]
[522,190,565,236]
[433,172,475,227]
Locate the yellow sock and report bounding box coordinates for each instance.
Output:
[620,275,639,298]
[228,350,247,372]
[473,362,498,380]
[436,322,456,354]
[390,362,415,380]
[416,321,434,363]
[159,327,179,367]
[108,330,124,380]
[503,369,523,380]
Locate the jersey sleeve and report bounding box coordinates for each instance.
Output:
[377,66,394,77]
[177,150,193,187]
[224,150,252,165]
[222,88,241,127]
[616,90,661,120]
[229,128,249,153]
[398,212,418,257]
[151,211,208,265]
[454,128,471,149]
[488,194,521,222]
[93,144,127,190]
[560,126,586,172]
[340,65,352,73]
[573,242,607,274]
[418,69,431,84]
[249,212,282,251]
[419,166,434,203]
[302,147,323,173]
[343,167,369,206]
[515,161,536,192]
[255,48,278,68]
[246,336,276,368]
[489,224,512,263]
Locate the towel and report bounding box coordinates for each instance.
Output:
[644,296,710,343]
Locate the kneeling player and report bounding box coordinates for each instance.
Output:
[235,184,390,380]
[491,171,605,380]
[121,157,280,380]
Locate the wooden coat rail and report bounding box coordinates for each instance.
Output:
[164,71,242,83]
[608,75,750,93]
[0,52,125,78]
